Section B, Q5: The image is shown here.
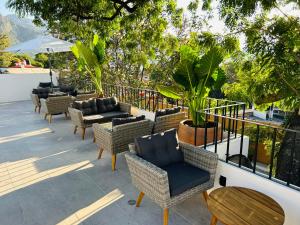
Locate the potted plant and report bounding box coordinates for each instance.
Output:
[157,45,226,145]
[71,34,105,96]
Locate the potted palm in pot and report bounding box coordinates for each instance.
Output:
[157,45,226,145]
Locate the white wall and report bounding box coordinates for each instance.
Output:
[206,135,249,161]
[253,109,267,120]
[0,73,58,103]
[213,161,300,225]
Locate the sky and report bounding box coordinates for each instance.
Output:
[0,1,12,16]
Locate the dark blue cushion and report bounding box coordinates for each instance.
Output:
[33,88,50,99]
[162,162,210,196]
[135,128,183,167]
[112,115,145,127]
[96,97,119,113]
[155,107,181,121]
[73,99,97,116]
[38,82,52,88]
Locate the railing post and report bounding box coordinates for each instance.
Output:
[253,125,260,173]
[269,128,277,179]
[287,132,297,186]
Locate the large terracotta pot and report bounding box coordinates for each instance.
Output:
[178,119,222,146]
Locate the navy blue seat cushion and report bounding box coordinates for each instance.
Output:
[73,99,97,116]
[38,82,52,88]
[162,162,210,196]
[96,97,120,113]
[32,88,50,99]
[135,128,183,167]
[59,85,77,96]
[155,107,181,121]
[112,115,145,127]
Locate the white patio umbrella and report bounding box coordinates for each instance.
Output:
[3,35,73,87]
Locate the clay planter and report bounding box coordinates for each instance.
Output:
[178,119,222,146]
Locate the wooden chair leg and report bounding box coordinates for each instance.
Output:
[93,135,96,143]
[136,192,144,207]
[81,128,86,140]
[163,208,169,225]
[34,106,37,112]
[210,215,218,225]
[38,106,41,113]
[111,154,116,171]
[203,191,208,203]
[64,112,68,119]
[48,114,52,123]
[74,126,78,134]
[97,148,104,159]
[44,113,48,120]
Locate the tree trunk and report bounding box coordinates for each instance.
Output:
[276,114,300,186]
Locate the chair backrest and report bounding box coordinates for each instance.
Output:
[75,93,98,101]
[153,112,186,133]
[46,96,74,113]
[111,119,153,153]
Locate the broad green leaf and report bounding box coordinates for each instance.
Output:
[156,85,183,100]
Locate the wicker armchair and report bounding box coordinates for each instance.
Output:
[68,101,131,140]
[93,119,152,171]
[153,111,186,133]
[40,96,74,123]
[31,94,41,113]
[125,141,218,225]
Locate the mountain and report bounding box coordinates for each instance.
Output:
[0,14,45,45]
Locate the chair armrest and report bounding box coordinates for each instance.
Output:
[119,102,131,114]
[180,142,218,180]
[92,123,113,152]
[125,152,171,202]
[68,107,84,127]
[40,98,48,113]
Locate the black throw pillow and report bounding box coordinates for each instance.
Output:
[39,82,52,88]
[135,128,183,168]
[165,107,181,115]
[112,115,145,127]
[73,99,97,116]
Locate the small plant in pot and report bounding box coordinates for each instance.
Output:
[157,45,226,146]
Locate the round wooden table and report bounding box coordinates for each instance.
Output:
[207,187,285,225]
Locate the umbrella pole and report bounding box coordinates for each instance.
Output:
[47,48,53,92]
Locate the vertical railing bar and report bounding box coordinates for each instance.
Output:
[238,120,245,167]
[194,112,198,146]
[287,132,297,186]
[204,112,208,149]
[235,105,239,137]
[253,125,260,173]
[269,128,277,179]
[214,108,218,153]
[226,116,231,163]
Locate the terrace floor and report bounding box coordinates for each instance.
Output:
[0,101,212,225]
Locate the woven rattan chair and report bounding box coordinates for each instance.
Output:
[125,141,218,225]
[40,96,74,123]
[153,111,186,133]
[93,119,153,171]
[31,93,41,113]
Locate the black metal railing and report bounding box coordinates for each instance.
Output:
[196,108,300,191]
[103,83,300,191]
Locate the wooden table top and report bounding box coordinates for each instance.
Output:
[207,187,285,225]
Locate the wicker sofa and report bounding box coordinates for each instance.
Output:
[68,97,131,140]
[153,109,186,133]
[93,118,152,171]
[40,96,74,123]
[125,130,218,225]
